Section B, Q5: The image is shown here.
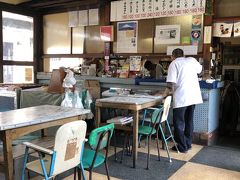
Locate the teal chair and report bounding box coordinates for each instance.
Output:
[78,123,114,180]
[138,108,162,170]
[22,121,87,180]
[138,104,163,147]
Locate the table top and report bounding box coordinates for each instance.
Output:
[97,95,162,105]
[0,105,90,130]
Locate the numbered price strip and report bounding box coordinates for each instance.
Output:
[111,0,206,22]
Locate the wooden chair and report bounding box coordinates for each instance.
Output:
[21,121,87,180]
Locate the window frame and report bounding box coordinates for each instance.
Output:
[0,4,39,84]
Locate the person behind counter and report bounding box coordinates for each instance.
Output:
[162,48,203,153]
[144,60,165,79]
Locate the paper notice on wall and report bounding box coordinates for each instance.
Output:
[78,10,88,26]
[68,11,78,27]
[88,9,99,26]
[117,21,138,53]
[110,1,118,22]
[234,21,240,37]
[204,26,212,44]
[167,45,198,55]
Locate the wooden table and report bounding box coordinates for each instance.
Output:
[0,105,90,180]
[95,95,162,168]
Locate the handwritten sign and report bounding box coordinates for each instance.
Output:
[111,0,206,22]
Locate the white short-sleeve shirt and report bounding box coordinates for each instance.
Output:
[167,57,203,108]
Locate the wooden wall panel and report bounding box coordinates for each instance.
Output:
[85,26,104,53]
[43,12,71,54]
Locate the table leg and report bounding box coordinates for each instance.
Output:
[132,110,139,168]
[96,106,101,127]
[3,131,14,180]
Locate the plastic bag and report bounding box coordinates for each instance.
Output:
[85,90,94,119]
[61,90,73,107]
[84,90,93,109]
[73,90,84,109]
[62,69,76,88]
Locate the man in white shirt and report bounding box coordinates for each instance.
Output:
[166,48,203,153]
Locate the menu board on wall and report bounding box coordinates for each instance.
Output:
[117,21,138,53]
[111,0,206,22]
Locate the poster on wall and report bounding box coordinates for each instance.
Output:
[191,15,202,45]
[155,25,180,44]
[129,56,142,71]
[213,22,233,37]
[191,30,201,45]
[100,26,114,42]
[234,22,240,37]
[117,21,138,53]
[192,15,202,29]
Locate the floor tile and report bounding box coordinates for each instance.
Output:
[137,139,203,162]
[169,162,240,180]
[190,146,240,171]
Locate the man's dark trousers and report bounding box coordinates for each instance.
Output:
[173,105,195,152]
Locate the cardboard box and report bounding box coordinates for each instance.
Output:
[84,80,100,99]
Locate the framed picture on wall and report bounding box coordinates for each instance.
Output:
[155,25,181,44]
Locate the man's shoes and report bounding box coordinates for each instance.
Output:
[171,146,188,153]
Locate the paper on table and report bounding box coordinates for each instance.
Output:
[107,116,133,125]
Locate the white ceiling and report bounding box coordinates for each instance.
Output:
[0,0,30,5]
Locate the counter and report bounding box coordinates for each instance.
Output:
[37,72,224,145]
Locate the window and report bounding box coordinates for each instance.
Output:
[49,58,83,72]
[3,65,33,83]
[2,11,34,83]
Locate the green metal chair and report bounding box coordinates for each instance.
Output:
[138,107,162,170]
[158,96,179,162]
[138,104,164,147]
[79,123,114,180]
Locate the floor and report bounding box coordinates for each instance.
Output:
[57,137,240,180]
[1,136,240,179]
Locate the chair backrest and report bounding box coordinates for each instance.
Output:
[150,108,162,125]
[53,121,87,175]
[89,123,114,151]
[160,96,172,123]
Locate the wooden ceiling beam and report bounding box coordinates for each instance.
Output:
[19,0,98,8]
[32,0,99,9]
[26,0,84,8]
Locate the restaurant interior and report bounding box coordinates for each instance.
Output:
[0,0,240,179]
